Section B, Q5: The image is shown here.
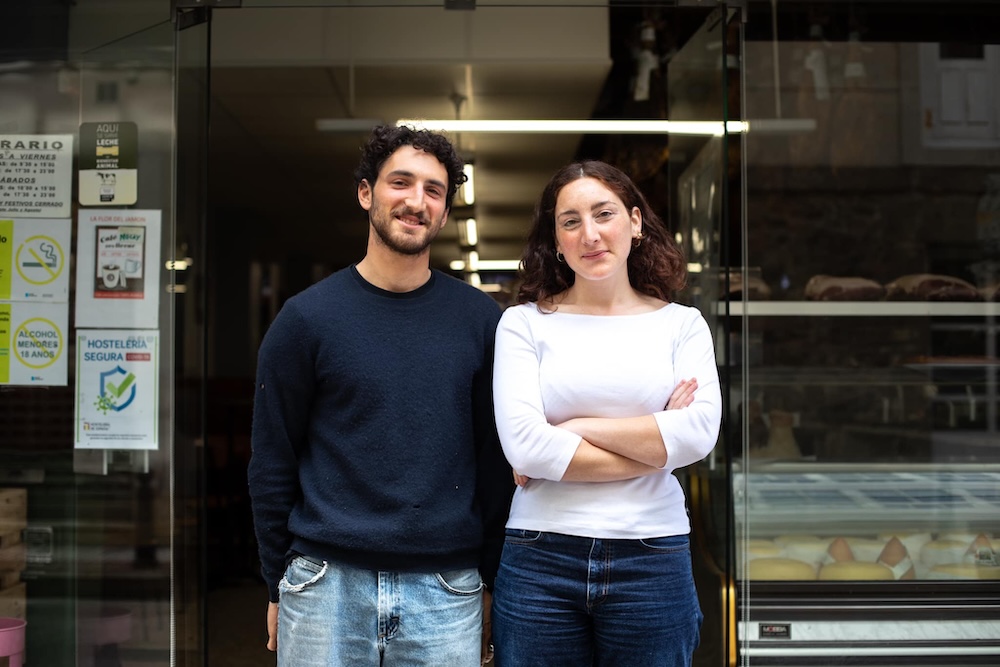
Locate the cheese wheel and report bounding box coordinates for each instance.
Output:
[818,561,894,581]
[773,535,827,546]
[878,532,932,559]
[938,532,991,544]
[782,538,833,566]
[929,564,1000,580]
[826,537,855,562]
[877,537,916,580]
[747,558,817,581]
[746,540,784,560]
[920,540,969,567]
[845,537,888,562]
[963,534,997,565]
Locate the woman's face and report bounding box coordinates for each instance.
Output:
[553,177,641,285]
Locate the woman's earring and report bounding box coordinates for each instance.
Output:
[632,231,644,248]
[556,250,565,263]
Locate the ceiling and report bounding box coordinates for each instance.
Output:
[205,4,620,279]
[208,62,609,272]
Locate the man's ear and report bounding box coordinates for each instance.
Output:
[358,179,373,211]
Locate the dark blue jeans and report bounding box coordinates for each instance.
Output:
[492,530,702,667]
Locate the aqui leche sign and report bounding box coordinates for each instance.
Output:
[79,122,138,206]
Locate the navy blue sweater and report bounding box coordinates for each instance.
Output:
[248,266,513,602]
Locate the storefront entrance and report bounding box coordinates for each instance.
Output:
[1,2,737,665]
[8,1,1000,665]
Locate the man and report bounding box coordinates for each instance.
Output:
[248,125,512,666]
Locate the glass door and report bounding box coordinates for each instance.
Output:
[197,2,740,665]
[0,4,210,666]
[734,1,1000,665]
[666,6,741,667]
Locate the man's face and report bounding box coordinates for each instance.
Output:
[358,145,450,256]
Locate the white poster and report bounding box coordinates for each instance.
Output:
[75,209,161,328]
[0,134,74,218]
[0,301,69,386]
[75,329,159,450]
[0,218,72,302]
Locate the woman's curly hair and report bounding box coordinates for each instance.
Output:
[517,160,687,305]
[354,125,467,205]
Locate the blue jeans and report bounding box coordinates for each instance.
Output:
[492,531,702,667]
[277,555,484,666]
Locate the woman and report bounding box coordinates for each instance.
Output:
[491,161,722,666]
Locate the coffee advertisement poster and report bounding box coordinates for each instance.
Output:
[94,225,145,299]
[75,209,161,328]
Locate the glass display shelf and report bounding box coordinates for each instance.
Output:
[735,462,1000,583]
[719,301,1000,317]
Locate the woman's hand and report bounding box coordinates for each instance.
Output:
[665,378,698,410]
[512,469,531,487]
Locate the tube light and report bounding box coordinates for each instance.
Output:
[462,163,476,205]
[396,119,720,135]
[393,119,812,135]
[464,218,478,246]
[449,259,521,271]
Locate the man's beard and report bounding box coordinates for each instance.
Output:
[370,202,445,256]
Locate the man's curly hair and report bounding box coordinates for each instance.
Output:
[354,125,467,206]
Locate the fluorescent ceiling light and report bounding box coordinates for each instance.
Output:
[462,163,475,205]
[465,249,480,272]
[462,218,478,246]
[394,119,814,136]
[313,118,817,136]
[450,259,521,271]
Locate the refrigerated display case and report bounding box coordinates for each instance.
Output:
[678,3,1000,665]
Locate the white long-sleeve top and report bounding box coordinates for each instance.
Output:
[493,301,722,538]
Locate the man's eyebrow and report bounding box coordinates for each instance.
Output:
[427,179,447,191]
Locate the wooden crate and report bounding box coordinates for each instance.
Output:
[0,569,20,589]
[0,582,26,620]
[0,489,27,535]
[0,543,25,573]
[0,530,21,551]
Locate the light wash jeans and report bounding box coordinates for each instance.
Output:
[277,555,484,667]
[492,531,702,667]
